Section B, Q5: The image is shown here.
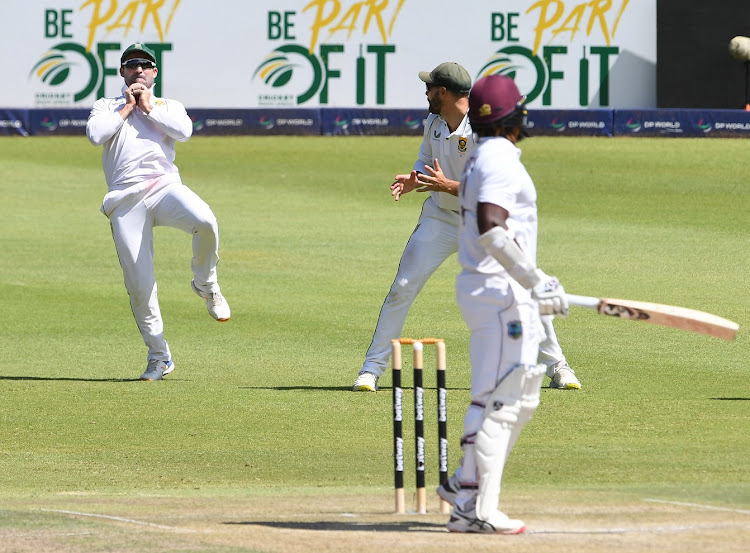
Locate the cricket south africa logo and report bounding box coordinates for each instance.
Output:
[29,43,103,104]
[27,2,180,106]
[477,46,548,104]
[253,45,324,106]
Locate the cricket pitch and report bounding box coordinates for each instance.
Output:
[1,490,748,553]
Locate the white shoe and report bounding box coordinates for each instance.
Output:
[549,363,581,390]
[352,371,378,392]
[436,472,460,505]
[140,359,174,381]
[191,280,231,321]
[447,505,526,534]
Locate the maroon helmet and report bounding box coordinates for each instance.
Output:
[469,75,527,130]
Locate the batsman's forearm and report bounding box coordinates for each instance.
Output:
[478,225,543,289]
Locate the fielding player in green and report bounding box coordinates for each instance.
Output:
[353,62,580,392]
[86,43,231,381]
[441,74,568,533]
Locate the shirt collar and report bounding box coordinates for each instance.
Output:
[439,111,471,137]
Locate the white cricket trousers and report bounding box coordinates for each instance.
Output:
[103,176,220,362]
[453,275,544,511]
[361,196,459,377]
[455,275,543,437]
[360,196,566,377]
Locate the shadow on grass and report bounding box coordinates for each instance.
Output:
[711,397,750,401]
[223,520,445,532]
[240,386,354,392]
[239,386,470,392]
[0,376,139,382]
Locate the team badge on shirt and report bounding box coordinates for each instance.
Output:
[508,321,523,339]
[458,137,467,153]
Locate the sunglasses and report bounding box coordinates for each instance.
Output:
[122,58,156,70]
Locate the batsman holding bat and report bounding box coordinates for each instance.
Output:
[86,43,231,381]
[352,62,580,392]
[442,75,568,533]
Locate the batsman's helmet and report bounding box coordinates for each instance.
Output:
[468,75,528,131]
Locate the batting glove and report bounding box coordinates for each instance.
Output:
[531,272,569,318]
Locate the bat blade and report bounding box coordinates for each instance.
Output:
[567,294,739,341]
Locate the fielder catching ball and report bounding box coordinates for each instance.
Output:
[86,43,231,381]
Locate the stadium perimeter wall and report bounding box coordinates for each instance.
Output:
[3,108,750,138]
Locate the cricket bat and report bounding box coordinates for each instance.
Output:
[567,294,740,341]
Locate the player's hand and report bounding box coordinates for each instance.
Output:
[391,171,419,201]
[133,85,152,114]
[120,88,138,119]
[127,83,145,98]
[531,271,569,317]
[415,158,456,195]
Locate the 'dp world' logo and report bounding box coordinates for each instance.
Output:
[29,43,102,103]
[404,115,420,130]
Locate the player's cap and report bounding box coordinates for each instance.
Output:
[121,43,157,64]
[468,75,526,128]
[418,62,471,93]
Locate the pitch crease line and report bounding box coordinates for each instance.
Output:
[643,498,750,515]
[40,509,198,532]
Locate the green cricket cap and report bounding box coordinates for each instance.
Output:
[120,43,157,64]
[418,62,472,93]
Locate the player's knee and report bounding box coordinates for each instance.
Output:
[124,279,155,309]
[481,398,520,439]
[484,364,545,424]
[385,277,420,304]
[192,213,218,236]
[463,401,486,436]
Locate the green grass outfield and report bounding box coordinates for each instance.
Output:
[0,135,748,552]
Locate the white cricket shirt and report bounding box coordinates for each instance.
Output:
[458,136,538,276]
[86,85,192,189]
[414,112,476,212]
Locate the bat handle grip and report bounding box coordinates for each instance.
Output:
[566,294,601,309]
